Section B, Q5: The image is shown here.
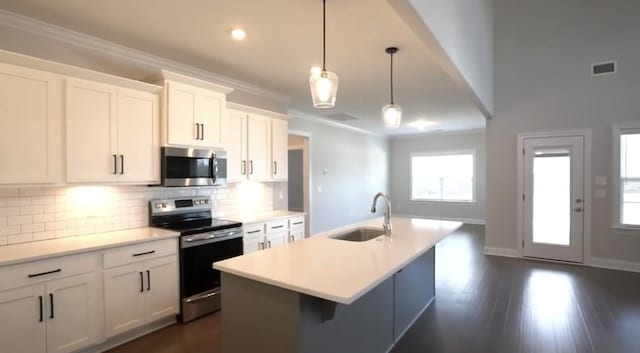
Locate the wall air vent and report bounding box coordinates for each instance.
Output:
[592,61,616,76]
[324,113,360,122]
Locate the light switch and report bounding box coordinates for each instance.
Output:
[595,176,607,186]
[595,189,607,198]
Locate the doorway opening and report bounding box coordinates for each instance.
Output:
[288,132,311,236]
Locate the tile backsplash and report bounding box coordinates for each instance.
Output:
[0,182,276,246]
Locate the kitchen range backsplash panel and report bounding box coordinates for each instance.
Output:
[0,183,275,246]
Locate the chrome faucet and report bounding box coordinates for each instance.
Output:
[371,192,392,237]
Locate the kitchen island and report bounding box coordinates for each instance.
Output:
[213,217,461,353]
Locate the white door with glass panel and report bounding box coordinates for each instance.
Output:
[522,136,584,263]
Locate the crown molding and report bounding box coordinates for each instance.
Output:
[0,10,290,103]
[288,109,384,138]
[227,102,288,120]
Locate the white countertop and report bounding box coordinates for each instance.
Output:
[0,227,179,267]
[224,210,306,224]
[214,217,461,305]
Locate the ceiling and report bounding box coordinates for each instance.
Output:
[0,0,486,135]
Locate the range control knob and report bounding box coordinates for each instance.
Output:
[155,203,162,209]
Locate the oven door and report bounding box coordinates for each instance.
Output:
[161,147,218,187]
[179,232,243,321]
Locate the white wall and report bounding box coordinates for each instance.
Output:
[405,0,493,115]
[390,132,486,223]
[287,118,389,234]
[489,0,640,262]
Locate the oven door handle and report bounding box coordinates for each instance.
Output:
[184,289,222,303]
[180,231,243,248]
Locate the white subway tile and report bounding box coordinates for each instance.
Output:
[20,205,44,215]
[0,217,5,226]
[0,188,19,198]
[8,215,32,226]
[44,204,65,213]
[8,233,33,244]
[0,235,6,245]
[44,187,66,196]
[33,214,56,223]
[0,225,21,236]
[19,187,45,197]
[32,196,55,205]
[33,231,56,241]
[6,197,31,206]
[46,221,67,231]
[56,228,77,238]
[22,223,45,233]
[55,195,68,204]
[77,226,96,235]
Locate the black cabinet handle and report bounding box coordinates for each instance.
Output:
[49,293,54,319]
[241,160,247,175]
[200,123,205,140]
[132,250,155,257]
[146,270,151,291]
[139,272,144,292]
[195,123,200,140]
[292,222,303,225]
[249,160,254,175]
[112,154,117,174]
[273,161,278,175]
[247,230,261,234]
[271,225,284,229]
[28,269,61,278]
[38,296,43,322]
[120,155,124,175]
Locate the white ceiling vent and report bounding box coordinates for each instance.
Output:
[592,61,616,76]
[324,113,360,122]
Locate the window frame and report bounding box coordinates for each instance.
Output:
[409,149,477,204]
[613,122,640,230]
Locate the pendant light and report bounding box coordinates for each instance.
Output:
[309,0,339,108]
[382,47,401,128]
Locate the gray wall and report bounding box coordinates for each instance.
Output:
[489,0,640,261]
[390,132,486,223]
[288,149,304,212]
[288,118,389,234]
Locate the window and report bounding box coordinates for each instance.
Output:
[411,151,475,202]
[620,130,640,226]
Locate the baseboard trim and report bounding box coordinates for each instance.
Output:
[78,316,177,353]
[591,257,640,273]
[484,247,520,258]
[395,214,485,225]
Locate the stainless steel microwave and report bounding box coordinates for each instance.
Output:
[161,147,227,187]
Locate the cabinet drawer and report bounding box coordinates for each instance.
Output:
[0,252,100,292]
[103,239,177,269]
[243,223,265,242]
[289,216,305,230]
[265,219,288,234]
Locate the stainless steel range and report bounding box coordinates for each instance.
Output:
[149,197,243,323]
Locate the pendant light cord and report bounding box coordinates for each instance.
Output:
[322,0,327,71]
[390,52,394,104]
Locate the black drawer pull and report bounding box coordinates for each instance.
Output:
[247,230,261,234]
[38,296,43,322]
[133,250,155,257]
[49,293,54,319]
[146,270,151,291]
[292,222,303,225]
[28,269,61,278]
[271,225,284,229]
[139,272,144,292]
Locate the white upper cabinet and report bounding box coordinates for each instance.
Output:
[271,118,289,181]
[66,78,160,184]
[0,62,62,184]
[224,107,288,182]
[159,71,232,149]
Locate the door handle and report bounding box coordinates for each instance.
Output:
[49,293,54,319]
[146,270,151,291]
[273,161,278,175]
[39,296,43,322]
[200,123,205,140]
[241,160,247,175]
[139,272,144,292]
[249,160,254,175]
[195,123,200,140]
[574,207,583,212]
[112,154,117,174]
[120,155,124,175]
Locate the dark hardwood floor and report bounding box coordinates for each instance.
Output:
[108,224,640,353]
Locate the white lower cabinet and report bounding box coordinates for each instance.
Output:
[242,216,306,253]
[265,231,288,248]
[0,273,100,353]
[104,255,179,338]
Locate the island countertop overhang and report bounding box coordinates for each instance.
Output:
[213,217,462,305]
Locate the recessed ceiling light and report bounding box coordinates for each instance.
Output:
[309,66,322,76]
[231,29,246,41]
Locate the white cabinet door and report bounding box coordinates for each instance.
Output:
[104,263,146,338]
[0,284,46,353]
[0,62,61,184]
[166,81,197,146]
[195,90,224,148]
[66,78,118,183]
[271,119,288,181]
[117,89,160,183]
[289,229,305,243]
[266,231,288,249]
[45,273,100,353]
[223,109,248,182]
[144,256,179,322]
[243,226,266,254]
[247,115,272,181]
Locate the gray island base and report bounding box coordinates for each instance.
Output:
[221,247,435,353]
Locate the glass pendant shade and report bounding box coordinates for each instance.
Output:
[382,103,402,128]
[309,70,339,108]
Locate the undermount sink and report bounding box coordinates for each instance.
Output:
[330,227,385,242]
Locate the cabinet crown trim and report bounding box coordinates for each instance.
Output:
[226,102,288,120]
[155,70,233,94]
